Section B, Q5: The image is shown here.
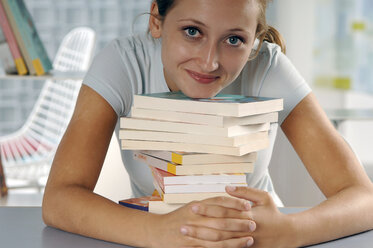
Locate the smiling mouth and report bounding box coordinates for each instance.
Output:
[186,69,219,84]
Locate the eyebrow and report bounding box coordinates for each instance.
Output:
[177,18,251,34]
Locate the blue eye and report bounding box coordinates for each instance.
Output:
[227,36,243,46]
[184,27,200,38]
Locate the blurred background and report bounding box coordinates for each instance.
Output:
[0,0,373,207]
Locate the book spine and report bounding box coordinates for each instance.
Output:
[5,0,52,75]
[1,0,35,74]
[0,1,27,75]
[0,158,8,197]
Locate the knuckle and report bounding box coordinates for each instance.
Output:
[220,207,229,217]
[217,219,229,229]
[212,231,224,241]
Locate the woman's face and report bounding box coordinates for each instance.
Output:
[151,0,259,98]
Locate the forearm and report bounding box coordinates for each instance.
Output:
[288,184,373,247]
[42,185,158,247]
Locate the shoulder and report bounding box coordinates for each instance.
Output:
[106,32,161,59]
[249,40,284,71]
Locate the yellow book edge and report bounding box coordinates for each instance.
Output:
[14,58,27,75]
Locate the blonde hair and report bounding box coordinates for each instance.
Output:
[252,0,286,59]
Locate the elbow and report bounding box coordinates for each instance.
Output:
[42,188,56,227]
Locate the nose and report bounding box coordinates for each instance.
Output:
[198,41,219,72]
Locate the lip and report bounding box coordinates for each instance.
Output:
[186,69,219,84]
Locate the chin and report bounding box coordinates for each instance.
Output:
[181,87,220,99]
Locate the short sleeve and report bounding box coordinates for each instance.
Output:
[82,40,135,117]
[257,46,312,125]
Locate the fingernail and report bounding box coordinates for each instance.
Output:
[180,226,188,235]
[244,201,251,210]
[247,238,254,247]
[226,185,236,192]
[249,221,256,232]
[191,205,199,213]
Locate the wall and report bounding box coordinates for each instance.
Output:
[268,0,373,206]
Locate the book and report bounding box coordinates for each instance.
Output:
[153,177,233,204]
[0,159,7,198]
[148,200,183,214]
[118,195,183,214]
[141,150,257,165]
[2,0,52,75]
[150,166,247,184]
[131,107,278,127]
[133,92,283,117]
[0,28,16,74]
[151,166,247,194]
[119,129,268,147]
[0,0,27,75]
[120,118,270,137]
[119,195,161,211]
[123,138,269,156]
[134,151,254,175]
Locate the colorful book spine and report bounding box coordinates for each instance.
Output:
[2,0,52,75]
[0,0,27,75]
[0,158,8,198]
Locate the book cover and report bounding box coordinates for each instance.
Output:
[131,107,278,127]
[119,129,268,147]
[119,195,184,214]
[133,91,283,117]
[133,151,254,175]
[0,0,27,75]
[122,137,269,156]
[141,150,257,165]
[3,0,52,75]
[150,166,247,194]
[120,117,270,137]
[119,194,162,212]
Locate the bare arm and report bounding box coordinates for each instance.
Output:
[214,92,373,247]
[281,92,373,246]
[42,85,156,246]
[42,85,256,248]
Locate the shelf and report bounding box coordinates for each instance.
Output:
[0,70,86,81]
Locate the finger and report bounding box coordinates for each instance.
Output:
[190,203,253,220]
[200,195,251,211]
[183,235,254,248]
[180,225,251,241]
[226,186,272,205]
[191,216,256,232]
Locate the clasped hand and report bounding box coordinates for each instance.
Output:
[153,186,292,248]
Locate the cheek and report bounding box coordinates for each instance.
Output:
[162,39,193,67]
[222,51,248,78]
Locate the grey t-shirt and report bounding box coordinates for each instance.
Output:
[83,33,311,206]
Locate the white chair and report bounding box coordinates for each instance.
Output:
[0,27,96,189]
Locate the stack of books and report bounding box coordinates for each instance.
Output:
[0,0,52,76]
[119,91,283,214]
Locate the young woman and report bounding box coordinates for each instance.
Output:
[42,0,373,247]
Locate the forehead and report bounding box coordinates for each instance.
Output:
[166,0,259,27]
